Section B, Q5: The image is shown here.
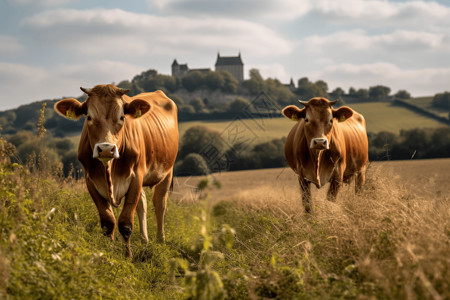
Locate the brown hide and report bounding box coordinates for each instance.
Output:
[78,89,179,202]
[54,84,178,256]
[282,97,368,211]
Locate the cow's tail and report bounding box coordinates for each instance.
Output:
[105,164,121,208]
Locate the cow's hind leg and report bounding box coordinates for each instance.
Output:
[299,177,312,213]
[136,189,149,243]
[152,171,172,243]
[355,167,366,194]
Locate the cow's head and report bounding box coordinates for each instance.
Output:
[54,84,150,165]
[282,97,353,151]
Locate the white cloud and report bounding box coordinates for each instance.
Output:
[24,8,293,57]
[0,60,143,110]
[150,0,312,20]
[8,0,74,6]
[312,0,450,29]
[247,63,291,83]
[303,29,449,52]
[0,35,24,53]
[309,62,450,96]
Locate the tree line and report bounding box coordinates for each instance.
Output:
[2,121,450,178]
[174,125,450,176]
[3,66,443,138]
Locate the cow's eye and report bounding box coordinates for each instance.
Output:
[305,118,309,123]
[120,116,125,121]
[87,115,92,121]
[330,119,333,124]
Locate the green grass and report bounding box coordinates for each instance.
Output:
[1,156,449,299]
[346,102,447,133]
[400,96,449,119]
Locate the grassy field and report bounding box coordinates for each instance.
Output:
[64,101,448,150]
[400,96,448,119]
[1,151,449,299]
[178,102,448,146]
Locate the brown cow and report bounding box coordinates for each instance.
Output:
[282,97,368,212]
[54,84,178,256]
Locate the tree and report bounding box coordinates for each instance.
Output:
[356,88,369,100]
[432,92,450,110]
[242,69,265,94]
[174,153,210,176]
[295,77,328,99]
[369,85,391,100]
[182,71,205,91]
[180,105,195,114]
[117,80,132,91]
[394,90,411,99]
[315,80,328,94]
[178,126,225,160]
[204,71,225,90]
[331,87,345,99]
[228,97,252,114]
[349,87,357,95]
[190,98,205,113]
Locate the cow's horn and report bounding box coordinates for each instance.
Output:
[298,100,308,106]
[329,99,338,106]
[119,89,130,95]
[80,87,91,95]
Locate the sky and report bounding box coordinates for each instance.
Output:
[0,0,449,111]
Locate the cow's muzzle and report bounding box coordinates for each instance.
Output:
[310,137,329,150]
[93,143,120,165]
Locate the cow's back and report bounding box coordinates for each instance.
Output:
[334,111,368,176]
[123,90,179,185]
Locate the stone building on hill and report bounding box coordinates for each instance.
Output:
[171,60,211,78]
[171,52,244,82]
[214,53,244,82]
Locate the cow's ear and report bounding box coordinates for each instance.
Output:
[282,105,306,121]
[332,106,353,122]
[54,98,87,120]
[124,99,151,119]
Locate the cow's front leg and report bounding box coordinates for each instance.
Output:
[152,171,172,243]
[136,190,149,243]
[119,178,142,258]
[299,177,311,213]
[327,178,342,201]
[86,179,116,240]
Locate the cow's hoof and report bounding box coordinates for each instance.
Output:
[156,233,165,243]
[101,219,115,237]
[125,244,132,258]
[119,224,132,241]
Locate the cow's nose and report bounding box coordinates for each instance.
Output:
[310,138,329,150]
[93,143,120,160]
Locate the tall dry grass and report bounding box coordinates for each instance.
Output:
[218,165,450,299]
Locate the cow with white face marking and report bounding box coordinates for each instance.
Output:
[54,84,179,257]
[282,97,369,212]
